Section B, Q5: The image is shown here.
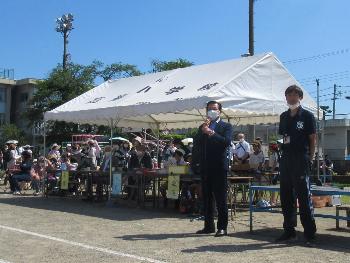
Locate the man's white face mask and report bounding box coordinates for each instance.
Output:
[288,101,300,110]
[207,110,220,121]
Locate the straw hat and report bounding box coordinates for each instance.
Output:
[6,140,18,145]
[51,143,61,150]
[133,136,142,144]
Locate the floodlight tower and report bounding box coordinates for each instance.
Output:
[55,13,74,70]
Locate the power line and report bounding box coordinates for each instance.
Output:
[310,84,349,108]
[313,92,334,98]
[318,98,333,103]
[298,70,349,82]
[283,48,350,65]
[309,84,350,94]
[309,86,334,94]
[300,74,350,85]
[312,89,348,99]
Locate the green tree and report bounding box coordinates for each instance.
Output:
[0,124,26,147]
[150,58,194,73]
[24,61,102,145]
[25,61,101,123]
[99,63,142,81]
[24,61,142,146]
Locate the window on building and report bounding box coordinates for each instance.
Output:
[0,87,6,102]
[20,93,29,103]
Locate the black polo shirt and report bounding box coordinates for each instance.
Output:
[279,107,316,156]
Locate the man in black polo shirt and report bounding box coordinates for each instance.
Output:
[276,85,317,246]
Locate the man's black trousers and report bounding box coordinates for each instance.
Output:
[280,153,316,238]
[201,167,228,231]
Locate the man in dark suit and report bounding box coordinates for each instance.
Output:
[194,101,233,237]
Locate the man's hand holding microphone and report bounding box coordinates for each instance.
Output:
[201,118,215,136]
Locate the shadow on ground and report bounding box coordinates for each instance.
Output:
[116,228,350,254]
[184,228,350,254]
[0,194,186,221]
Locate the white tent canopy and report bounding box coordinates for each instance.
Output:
[45,52,319,130]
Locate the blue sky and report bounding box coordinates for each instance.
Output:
[1,0,349,116]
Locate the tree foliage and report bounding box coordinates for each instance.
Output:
[25,61,101,123]
[0,124,26,147]
[150,58,194,73]
[99,63,142,81]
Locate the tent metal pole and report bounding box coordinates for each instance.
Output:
[42,119,47,197]
[253,124,256,141]
[321,120,326,180]
[316,79,320,180]
[148,115,161,168]
[43,120,46,156]
[156,123,160,168]
[108,119,114,202]
[221,110,230,122]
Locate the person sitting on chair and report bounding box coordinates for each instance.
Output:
[161,149,188,207]
[321,155,333,175]
[31,156,55,196]
[233,133,250,164]
[165,149,187,167]
[249,141,265,172]
[127,144,153,200]
[249,141,265,202]
[9,151,34,195]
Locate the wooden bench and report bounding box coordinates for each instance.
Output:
[336,205,350,229]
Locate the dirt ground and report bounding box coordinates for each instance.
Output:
[0,191,349,263]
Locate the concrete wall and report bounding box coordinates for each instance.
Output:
[12,82,36,130]
[0,80,14,124]
[322,119,350,160]
[0,78,37,139]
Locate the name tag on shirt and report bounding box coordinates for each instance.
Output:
[283,136,291,144]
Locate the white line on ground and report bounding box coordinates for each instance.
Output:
[0,224,166,263]
[0,259,12,263]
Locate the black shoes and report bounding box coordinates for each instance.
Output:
[196,228,228,237]
[275,231,317,247]
[214,229,228,237]
[275,231,297,243]
[196,228,215,234]
[305,235,316,247]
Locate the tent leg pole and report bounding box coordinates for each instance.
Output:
[156,123,160,168]
[253,124,256,141]
[108,119,114,203]
[43,120,46,156]
[42,120,47,197]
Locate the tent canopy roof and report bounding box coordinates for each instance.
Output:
[45,52,318,129]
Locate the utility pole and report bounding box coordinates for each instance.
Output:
[316,79,320,180]
[332,84,337,119]
[249,0,254,56]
